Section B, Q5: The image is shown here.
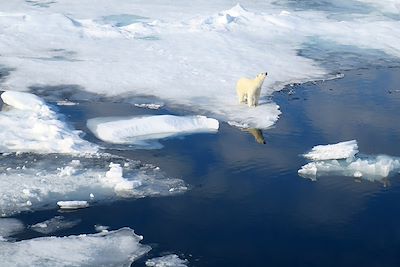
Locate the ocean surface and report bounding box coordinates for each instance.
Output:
[6,66,400,266]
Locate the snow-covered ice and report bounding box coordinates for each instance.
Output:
[87,115,219,148]
[0,91,98,154]
[0,227,151,267]
[299,141,400,182]
[303,140,359,161]
[30,216,80,234]
[1,1,399,128]
[146,254,188,267]
[0,154,187,217]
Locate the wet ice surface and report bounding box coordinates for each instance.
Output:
[0,228,151,267]
[87,115,219,149]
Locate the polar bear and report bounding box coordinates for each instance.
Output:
[236,72,268,107]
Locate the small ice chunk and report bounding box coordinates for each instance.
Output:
[57,201,89,210]
[102,163,142,193]
[303,140,358,161]
[95,224,109,233]
[146,254,188,267]
[353,171,363,177]
[31,216,80,234]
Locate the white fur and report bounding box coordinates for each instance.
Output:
[236,72,267,107]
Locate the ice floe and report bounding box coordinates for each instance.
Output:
[1,1,399,128]
[30,216,81,234]
[299,140,400,182]
[0,154,187,217]
[0,91,98,154]
[0,227,151,267]
[146,254,188,267]
[87,115,219,149]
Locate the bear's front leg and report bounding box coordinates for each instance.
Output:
[248,95,256,107]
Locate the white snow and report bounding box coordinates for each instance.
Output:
[0,155,187,217]
[299,141,400,182]
[0,91,98,154]
[303,140,359,161]
[1,1,399,128]
[0,227,151,267]
[30,216,80,234]
[57,200,89,210]
[87,115,219,148]
[146,254,188,267]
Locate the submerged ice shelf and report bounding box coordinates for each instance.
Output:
[87,114,219,149]
[299,140,400,182]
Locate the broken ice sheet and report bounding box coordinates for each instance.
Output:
[299,140,400,182]
[0,153,187,217]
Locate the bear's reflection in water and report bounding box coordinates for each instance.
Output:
[245,128,266,144]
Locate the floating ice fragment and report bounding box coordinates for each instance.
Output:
[146,254,188,267]
[95,224,109,233]
[57,200,89,210]
[303,140,359,161]
[87,115,219,147]
[0,228,151,267]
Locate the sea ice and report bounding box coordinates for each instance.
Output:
[0,227,151,267]
[303,140,359,161]
[0,91,98,154]
[146,254,188,267]
[87,115,219,148]
[299,141,400,182]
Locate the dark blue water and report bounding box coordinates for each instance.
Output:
[12,67,400,266]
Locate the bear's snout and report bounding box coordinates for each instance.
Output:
[265,72,268,76]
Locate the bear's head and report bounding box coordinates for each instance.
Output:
[255,72,268,83]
